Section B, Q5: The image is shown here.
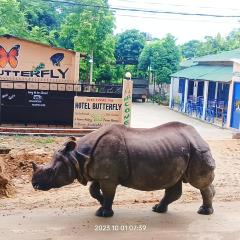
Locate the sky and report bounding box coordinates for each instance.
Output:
[109,0,240,44]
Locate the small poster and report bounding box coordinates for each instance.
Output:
[27,90,48,107]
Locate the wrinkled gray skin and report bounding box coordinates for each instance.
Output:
[32,122,215,217]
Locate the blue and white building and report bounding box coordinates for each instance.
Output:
[170,49,240,129]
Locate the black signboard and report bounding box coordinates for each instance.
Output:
[0,88,75,125]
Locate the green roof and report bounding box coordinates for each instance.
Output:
[171,65,233,82]
[197,48,240,62]
[180,58,198,68]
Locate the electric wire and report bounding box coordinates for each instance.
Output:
[39,0,240,18]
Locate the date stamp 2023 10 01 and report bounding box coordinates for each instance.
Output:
[94,224,147,232]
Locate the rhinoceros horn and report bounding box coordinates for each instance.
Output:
[32,162,40,172]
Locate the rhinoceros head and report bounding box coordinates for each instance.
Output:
[32,137,88,191]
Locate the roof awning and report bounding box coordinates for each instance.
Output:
[171,65,233,83]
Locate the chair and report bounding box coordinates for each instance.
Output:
[205,100,217,123]
[177,100,184,112]
[217,100,227,127]
[185,100,192,115]
[217,101,225,118]
[196,96,204,118]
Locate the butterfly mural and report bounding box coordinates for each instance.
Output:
[0,45,20,69]
[50,53,64,66]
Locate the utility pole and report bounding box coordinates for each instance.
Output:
[89,50,93,84]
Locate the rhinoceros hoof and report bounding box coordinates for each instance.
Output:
[95,207,114,217]
[152,204,168,213]
[197,205,214,215]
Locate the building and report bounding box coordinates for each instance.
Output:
[0,35,122,127]
[170,48,240,129]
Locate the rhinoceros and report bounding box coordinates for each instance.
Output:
[32,122,215,217]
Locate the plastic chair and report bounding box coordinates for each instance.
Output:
[196,96,204,118]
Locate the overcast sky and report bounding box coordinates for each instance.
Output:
[109,0,240,44]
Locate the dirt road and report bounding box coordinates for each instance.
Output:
[0,103,240,239]
[1,202,240,240]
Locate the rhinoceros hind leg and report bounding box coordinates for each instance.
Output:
[152,180,182,213]
[198,184,215,215]
[89,181,104,205]
[95,181,117,217]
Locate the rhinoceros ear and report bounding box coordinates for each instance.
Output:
[64,140,77,153]
[68,136,76,141]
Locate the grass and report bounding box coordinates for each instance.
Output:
[32,138,55,145]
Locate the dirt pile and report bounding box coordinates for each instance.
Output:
[4,149,52,182]
[0,148,52,198]
[0,156,15,198]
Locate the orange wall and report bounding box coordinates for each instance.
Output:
[0,36,80,82]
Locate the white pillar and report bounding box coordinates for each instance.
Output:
[226,81,234,128]
[202,81,209,120]
[169,77,174,108]
[193,81,198,98]
[215,82,218,100]
[183,79,189,112]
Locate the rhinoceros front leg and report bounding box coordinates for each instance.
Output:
[198,184,215,215]
[95,181,117,217]
[152,180,182,213]
[89,181,104,205]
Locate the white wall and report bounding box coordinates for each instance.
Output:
[172,77,181,101]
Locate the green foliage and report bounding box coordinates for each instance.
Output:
[60,0,115,82]
[2,0,240,85]
[225,29,240,50]
[151,92,169,105]
[28,26,57,45]
[17,0,60,30]
[181,30,240,59]
[138,44,152,71]
[115,29,146,65]
[32,137,55,145]
[181,40,201,59]
[0,0,28,37]
[138,34,180,85]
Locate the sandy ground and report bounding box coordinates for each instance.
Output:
[0,103,240,240]
[1,202,240,240]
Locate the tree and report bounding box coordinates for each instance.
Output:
[181,40,201,59]
[225,29,240,50]
[197,34,226,56]
[138,34,180,86]
[28,26,57,45]
[17,0,61,31]
[0,0,28,37]
[115,29,146,65]
[60,0,115,82]
[138,44,152,71]
[180,33,229,59]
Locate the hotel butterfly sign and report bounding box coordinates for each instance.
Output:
[73,97,123,129]
[73,79,133,129]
